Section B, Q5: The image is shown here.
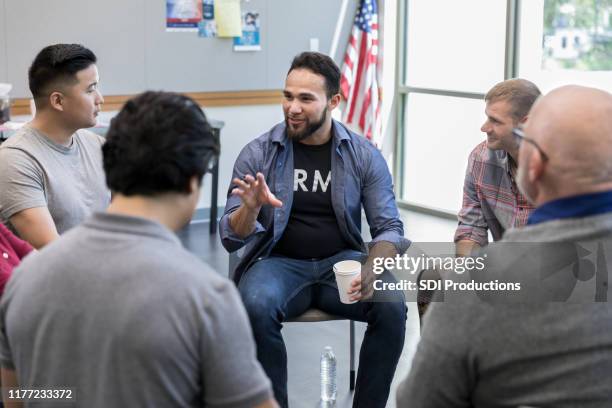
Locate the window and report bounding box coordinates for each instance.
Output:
[401,94,485,212]
[397,0,507,214]
[518,0,612,91]
[397,0,612,216]
[403,0,507,93]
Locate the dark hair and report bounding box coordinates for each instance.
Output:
[288,52,341,99]
[29,44,97,101]
[485,79,542,121]
[103,91,219,197]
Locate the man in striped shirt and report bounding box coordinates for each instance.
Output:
[455,79,541,256]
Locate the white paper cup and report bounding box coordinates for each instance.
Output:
[333,260,362,304]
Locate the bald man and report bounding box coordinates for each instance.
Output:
[397,86,612,408]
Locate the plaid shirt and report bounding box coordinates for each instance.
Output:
[454,141,535,246]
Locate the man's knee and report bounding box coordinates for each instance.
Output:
[238,272,286,331]
[388,300,408,322]
[371,300,407,333]
[240,283,277,317]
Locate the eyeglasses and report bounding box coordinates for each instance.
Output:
[512,128,549,162]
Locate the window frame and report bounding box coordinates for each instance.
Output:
[394,0,521,219]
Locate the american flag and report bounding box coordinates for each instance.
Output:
[340,0,381,145]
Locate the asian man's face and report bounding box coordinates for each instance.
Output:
[61,64,104,129]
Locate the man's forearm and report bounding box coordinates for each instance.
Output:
[228,204,261,239]
[1,367,23,408]
[365,241,399,270]
[455,240,481,257]
[254,398,279,408]
[356,241,400,299]
[10,208,59,250]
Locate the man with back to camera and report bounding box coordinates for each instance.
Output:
[219,52,409,408]
[398,85,612,407]
[455,79,541,256]
[0,91,277,408]
[0,44,110,249]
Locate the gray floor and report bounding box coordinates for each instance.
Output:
[177,209,457,408]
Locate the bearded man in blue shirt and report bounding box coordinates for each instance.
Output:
[219,52,408,408]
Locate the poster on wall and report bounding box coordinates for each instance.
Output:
[166,0,203,32]
[233,11,261,51]
[216,0,242,37]
[198,0,217,37]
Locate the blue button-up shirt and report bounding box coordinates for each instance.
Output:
[219,119,409,284]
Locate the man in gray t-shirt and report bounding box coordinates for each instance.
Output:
[0,44,110,249]
[0,92,276,408]
[0,126,109,236]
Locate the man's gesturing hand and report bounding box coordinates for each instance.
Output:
[231,172,283,210]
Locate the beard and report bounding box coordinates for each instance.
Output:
[286,109,327,141]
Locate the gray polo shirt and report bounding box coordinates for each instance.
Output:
[0,213,272,408]
[0,125,110,234]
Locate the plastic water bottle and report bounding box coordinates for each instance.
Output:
[320,346,337,402]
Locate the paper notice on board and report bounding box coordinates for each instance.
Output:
[166,0,202,32]
[216,0,242,37]
[198,0,217,37]
[233,12,261,51]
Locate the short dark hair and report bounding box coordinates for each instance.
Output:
[103,91,219,197]
[288,52,341,99]
[485,79,542,121]
[29,44,97,101]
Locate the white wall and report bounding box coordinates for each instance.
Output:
[0,0,354,97]
[198,104,284,209]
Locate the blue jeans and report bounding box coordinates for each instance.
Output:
[238,249,406,408]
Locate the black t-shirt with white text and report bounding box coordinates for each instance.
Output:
[272,138,350,259]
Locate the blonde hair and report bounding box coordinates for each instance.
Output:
[485,79,541,121]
